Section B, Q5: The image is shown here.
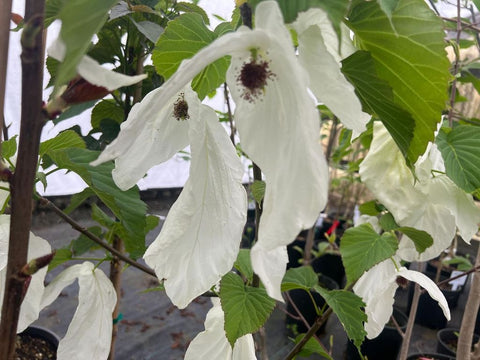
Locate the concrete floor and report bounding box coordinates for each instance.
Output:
[28,189,477,359]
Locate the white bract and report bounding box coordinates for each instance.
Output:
[0,215,51,332]
[293,8,370,138]
[360,123,480,261]
[353,257,450,339]
[93,0,329,301]
[48,39,147,91]
[40,262,117,360]
[94,84,247,309]
[185,299,256,360]
[142,88,247,308]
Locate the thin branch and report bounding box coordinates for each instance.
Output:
[399,283,421,360]
[0,0,13,149]
[436,263,480,288]
[442,16,480,33]
[0,1,46,356]
[37,196,157,277]
[457,245,480,359]
[284,292,330,355]
[284,308,333,360]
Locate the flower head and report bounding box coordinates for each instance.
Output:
[93,1,328,302]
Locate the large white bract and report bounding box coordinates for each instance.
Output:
[353,256,450,339]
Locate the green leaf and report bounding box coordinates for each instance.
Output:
[129,18,164,43]
[281,266,318,292]
[348,0,450,164]
[46,56,60,87]
[397,227,433,254]
[63,188,95,214]
[174,2,210,25]
[91,203,116,228]
[377,0,399,19]
[340,223,398,284]
[145,215,160,233]
[436,125,480,193]
[53,100,97,125]
[152,13,231,99]
[56,0,118,89]
[294,334,333,360]
[314,288,367,348]
[379,212,398,231]
[45,0,67,27]
[2,136,18,161]
[473,0,480,12]
[47,148,147,258]
[234,249,254,283]
[49,248,72,271]
[341,51,415,160]
[36,172,48,191]
[72,226,102,256]
[220,272,276,346]
[39,130,85,157]
[251,180,265,205]
[358,200,382,216]
[91,99,124,128]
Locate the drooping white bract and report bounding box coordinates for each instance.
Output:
[40,262,116,360]
[225,1,328,301]
[94,84,247,308]
[142,89,247,308]
[0,215,51,332]
[185,299,256,360]
[93,0,328,301]
[293,8,370,138]
[353,257,450,339]
[48,39,147,91]
[360,123,480,261]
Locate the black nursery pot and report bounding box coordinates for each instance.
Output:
[406,353,455,360]
[311,253,345,288]
[286,274,339,335]
[436,327,480,357]
[17,325,59,358]
[345,307,408,360]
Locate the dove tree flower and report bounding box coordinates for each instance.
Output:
[360,123,480,262]
[93,0,329,302]
[353,256,450,339]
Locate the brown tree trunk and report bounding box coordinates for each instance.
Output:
[0,1,46,357]
[457,245,480,359]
